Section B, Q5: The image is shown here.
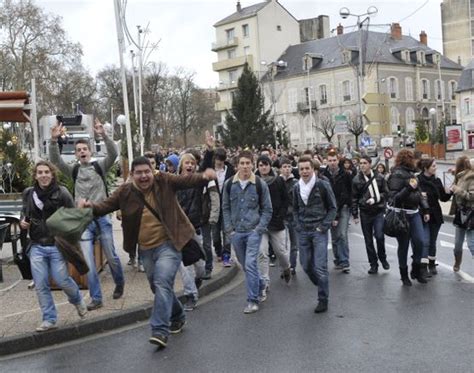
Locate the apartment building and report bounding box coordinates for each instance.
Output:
[261,24,463,149]
[457,60,474,149]
[212,0,330,129]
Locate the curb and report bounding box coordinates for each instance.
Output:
[0,265,239,357]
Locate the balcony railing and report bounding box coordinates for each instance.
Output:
[211,37,239,52]
[212,55,253,72]
[297,101,317,112]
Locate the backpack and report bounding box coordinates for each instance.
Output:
[225,175,264,209]
[72,161,108,197]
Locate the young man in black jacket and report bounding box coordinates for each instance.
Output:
[352,156,390,274]
[256,156,291,296]
[322,151,353,273]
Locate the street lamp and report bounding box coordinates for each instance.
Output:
[339,6,378,142]
[429,107,437,144]
[304,53,315,149]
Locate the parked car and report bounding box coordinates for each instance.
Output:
[400,135,415,148]
[365,142,378,157]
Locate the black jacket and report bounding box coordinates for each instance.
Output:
[322,166,353,219]
[418,173,452,225]
[21,185,74,245]
[177,186,203,229]
[282,175,298,221]
[256,170,288,231]
[351,171,387,218]
[387,166,429,212]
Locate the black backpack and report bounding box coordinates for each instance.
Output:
[72,161,109,197]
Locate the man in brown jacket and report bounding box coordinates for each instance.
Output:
[81,156,216,348]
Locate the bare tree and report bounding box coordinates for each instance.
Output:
[315,114,336,143]
[347,115,364,150]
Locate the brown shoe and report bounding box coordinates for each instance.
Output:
[453,253,463,272]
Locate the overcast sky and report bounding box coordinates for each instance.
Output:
[39,0,444,87]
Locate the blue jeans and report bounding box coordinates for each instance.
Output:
[231,231,265,304]
[360,212,386,266]
[331,205,350,266]
[139,242,185,337]
[454,227,474,256]
[422,221,442,260]
[201,223,213,271]
[285,220,298,269]
[80,215,124,302]
[396,213,424,268]
[29,244,82,323]
[212,213,231,258]
[298,230,329,301]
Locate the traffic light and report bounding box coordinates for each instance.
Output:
[397,125,402,138]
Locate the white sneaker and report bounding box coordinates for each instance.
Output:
[36,320,57,332]
[259,287,267,303]
[138,264,145,272]
[75,300,88,318]
[243,302,259,314]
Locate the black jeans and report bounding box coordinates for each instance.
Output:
[360,211,386,267]
[212,212,231,258]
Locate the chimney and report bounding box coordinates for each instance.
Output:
[337,23,344,35]
[236,1,241,12]
[420,30,427,45]
[390,23,402,40]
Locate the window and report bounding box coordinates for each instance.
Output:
[226,28,235,43]
[227,49,236,59]
[304,87,312,106]
[228,70,237,83]
[405,107,416,132]
[451,105,457,124]
[405,77,413,101]
[418,51,426,65]
[276,25,282,31]
[319,85,328,105]
[391,107,400,133]
[389,77,398,99]
[449,81,457,100]
[243,46,250,56]
[342,80,351,101]
[287,88,297,112]
[421,79,429,99]
[341,50,350,64]
[465,98,471,115]
[242,24,249,38]
[435,79,443,101]
[404,50,410,62]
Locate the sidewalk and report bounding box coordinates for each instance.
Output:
[0,217,238,356]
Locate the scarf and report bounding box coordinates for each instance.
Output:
[299,173,316,205]
[363,170,380,203]
[33,181,60,218]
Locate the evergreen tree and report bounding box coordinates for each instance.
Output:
[220,63,275,148]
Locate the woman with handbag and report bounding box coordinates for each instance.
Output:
[387,149,430,286]
[450,156,474,271]
[418,158,452,276]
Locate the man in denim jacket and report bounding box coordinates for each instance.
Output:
[293,156,337,313]
[222,150,272,314]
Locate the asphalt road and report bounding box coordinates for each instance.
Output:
[1,222,473,373]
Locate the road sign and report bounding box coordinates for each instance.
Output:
[362,93,387,105]
[384,147,394,159]
[362,93,390,125]
[334,114,348,134]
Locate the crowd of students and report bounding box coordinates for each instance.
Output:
[20,122,474,349]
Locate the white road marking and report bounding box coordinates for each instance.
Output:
[437,261,474,283]
[0,278,22,293]
[350,232,397,249]
[440,240,468,250]
[438,231,455,238]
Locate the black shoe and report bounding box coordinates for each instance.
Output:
[400,267,412,287]
[127,258,135,266]
[201,270,212,280]
[428,260,438,275]
[380,259,390,270]
[368,266,378,274]
[290,267,296,276]
[87,300,103,311]
[183,296,197,312]
[281,268,291,283]
[113,284,124,299]
[194,278,203,289]
[170,319,186,334]
[314,300,328,313]
[417,264,428,284]
[149,334,168,348]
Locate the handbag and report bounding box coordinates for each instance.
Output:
[383,207,409,237]
[453,208,474,230]
[14,245,33,280]
[132,188,206,266]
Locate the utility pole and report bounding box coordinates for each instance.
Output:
[130,50,139,119]
[137,25,144,156]
[305,54,315,149]
[113,0,134,164]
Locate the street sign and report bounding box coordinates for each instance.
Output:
[363,106,382,123]
[362,92,390,125]
[334,114,348,134]
[384,147,394,159]
[380,137,393,147]
[362,93,386,105]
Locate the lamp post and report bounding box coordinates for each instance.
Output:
[339,6,378,143]
[429,107,437,157]
[304,53,315,149]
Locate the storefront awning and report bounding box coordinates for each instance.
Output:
[0,91,31,122]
